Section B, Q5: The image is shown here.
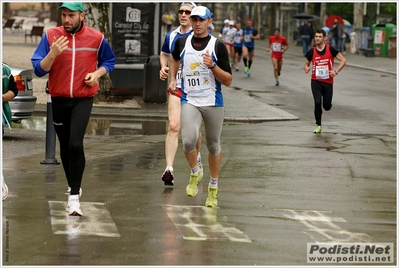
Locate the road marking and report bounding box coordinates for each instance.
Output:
[49,201,120,237]
[276,209,371,243]
[164,205,252,243]
[277,208,347,222]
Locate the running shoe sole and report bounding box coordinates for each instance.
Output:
[70,211,83,216]
[162,170,174,186]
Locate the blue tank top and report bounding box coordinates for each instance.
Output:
[243,27,256,49]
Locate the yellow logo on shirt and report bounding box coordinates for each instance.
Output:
[190,62,200,69]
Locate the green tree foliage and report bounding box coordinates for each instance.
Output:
[362,3,397,27]
[326,3,353,23]
[379,3,397,23]
[327,2,396,26]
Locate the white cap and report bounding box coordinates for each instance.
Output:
[229,20,234,26]
[190,6,212,19]
[224,19,229,24]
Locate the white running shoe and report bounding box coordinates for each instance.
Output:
[65,187,82,213]
[66,195,83,216]
[2,175,8,201]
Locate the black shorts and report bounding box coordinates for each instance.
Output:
[245,46,254,53]
[234,46,243,56]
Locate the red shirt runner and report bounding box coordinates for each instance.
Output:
[269,35,288,60]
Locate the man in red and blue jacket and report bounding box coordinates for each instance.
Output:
[31,2,116,216]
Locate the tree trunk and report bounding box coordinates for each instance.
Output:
[48,3,62,26]
[353,2,364,29]
[320,3,327,27]
[84,3,114,102]
[3,3,11,19]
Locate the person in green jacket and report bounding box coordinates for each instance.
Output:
[2,63,18,136]
[2,63,18,200]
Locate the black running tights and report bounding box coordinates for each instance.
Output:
[51,97,93,195]
[311,80,333,126]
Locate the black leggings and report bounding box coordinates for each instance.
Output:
[311,80,333,126]
[51,97,93,195]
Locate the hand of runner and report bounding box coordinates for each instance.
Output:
[167,80,177,95]
[160,66,169,81]
[202,50,213,68]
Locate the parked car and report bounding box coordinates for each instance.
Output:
[7,65,37,123]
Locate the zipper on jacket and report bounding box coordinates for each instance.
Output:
[70,34,76,98]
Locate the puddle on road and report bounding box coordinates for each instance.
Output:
[13,116,167,136]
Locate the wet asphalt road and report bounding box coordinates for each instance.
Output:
[2,44,396,266]
[2,119,396,266]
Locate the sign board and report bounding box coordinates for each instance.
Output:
[112,3,155,64]
[374,29,385,44]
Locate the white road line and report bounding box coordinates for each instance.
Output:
[277,208,347,222]
[49,201,120,237]
[164,205,252,243]
[276,209,371,243]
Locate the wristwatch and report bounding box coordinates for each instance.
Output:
[209,62,217,69]
[334,69,338,75]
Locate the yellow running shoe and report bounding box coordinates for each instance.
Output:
[186,167,203,197]
[205,187,218,208]
[313,125,322,134]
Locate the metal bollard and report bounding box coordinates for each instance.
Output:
[41,81,59,165]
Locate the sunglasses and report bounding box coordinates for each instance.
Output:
[178,9,191,15]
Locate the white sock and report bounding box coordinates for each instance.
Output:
[191,165,199,174]
[209,177,218,188]
[165,166,173,172]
